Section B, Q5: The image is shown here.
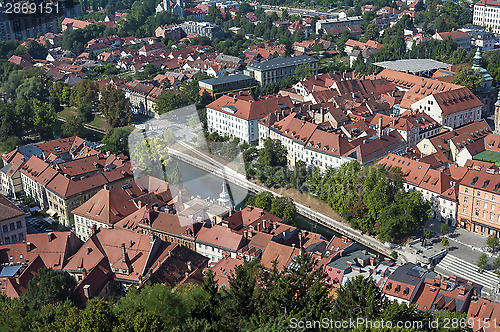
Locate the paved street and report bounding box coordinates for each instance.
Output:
[425,219,498,266]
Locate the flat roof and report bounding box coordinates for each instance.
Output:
[199,74,254,87]
[374,59,450,75]
[247,54,318,71]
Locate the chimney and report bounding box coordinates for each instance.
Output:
[187,261,192,271]
[137,200,142,208]
[83,284,91,298]
[244,230,248,238]
[378,117,382,137]
[262,220,266,231]
[104,184,109,190]
[15,276,20,285]
[26,242,31,252]
[257,222,261,232]
[121,243,127,263]
[48,232,54,242]
[86,247,92,255]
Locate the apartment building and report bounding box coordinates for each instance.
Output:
[180,21,224,40]
[264,113,352,171]
[206,91,293,145]
[195,224,246,263]
[473,0,500,34]
[457,170,500,235]
[315,16,363,34]
[155,24,182,41]
[118,206,201,250]
[245,55,319,87]
[0,195,26,245]
[198,74,257,97]
[0,11,58,42]
[410,87,483,128]
[433,31,472,51]
[378,154,460,225]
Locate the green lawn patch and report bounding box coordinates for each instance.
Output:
[473,150,500,166]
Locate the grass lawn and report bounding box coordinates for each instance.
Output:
[57,107,77,119]
[88,115,112,131]
[57,107,112,132]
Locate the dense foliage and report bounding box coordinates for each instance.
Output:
[247,191,297,225]
[0,258,468,331]
[307,161,431,242]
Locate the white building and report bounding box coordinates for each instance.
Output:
[473,0,500,34]
[410,87,483,129]
[378,154,458,226]
[206,92,293,145]
[195,224,245,263]
[260,113,355,172]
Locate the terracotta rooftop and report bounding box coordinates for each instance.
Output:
[196,225,245,252]
[207,92,294,121]
[0,195,25,222]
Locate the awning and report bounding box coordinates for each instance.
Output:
[46,208,57,217]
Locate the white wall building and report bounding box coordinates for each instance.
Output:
[206,92,293,145]
[473,0,500,34]
[411,87,483,129]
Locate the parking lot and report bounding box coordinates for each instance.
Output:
[25,215,55,234]
[10,197,56,234]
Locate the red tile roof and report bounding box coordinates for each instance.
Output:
[211,256,243,289]
[260,241,300,270]
[196,225,245,252]
[74,256,113,304]
[207,92,293,121]
[0,195,25,222]
[378,153,431,186]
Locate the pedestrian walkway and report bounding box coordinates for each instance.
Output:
[435,254,500,301]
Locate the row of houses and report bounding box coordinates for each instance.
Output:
[0,137,133,227]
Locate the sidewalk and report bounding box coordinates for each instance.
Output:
[425,219,497,265]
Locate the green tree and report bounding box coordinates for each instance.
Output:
[441,238,449,246]
[477,253,488,271]
[72,79,99,107]
[101,127,133,155]
[80,299,116,332]
[26,40,48,60]
[162,127,176,145]
[49,81,72,106]
[493,255,500,271]
[486,235,499,251]
[77,104,94,122]
[62,115,84,137]
[24,267,78,307]
[440,223,449,234]
[98,85,133,127]
[32,100,56,139]
[451,65,483,94]
[1,136,22,152]
[270,197,297,225]
[332,275,386,319]
[2,70,24,100]
[365,22,379,41]
[16,72,51,102]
